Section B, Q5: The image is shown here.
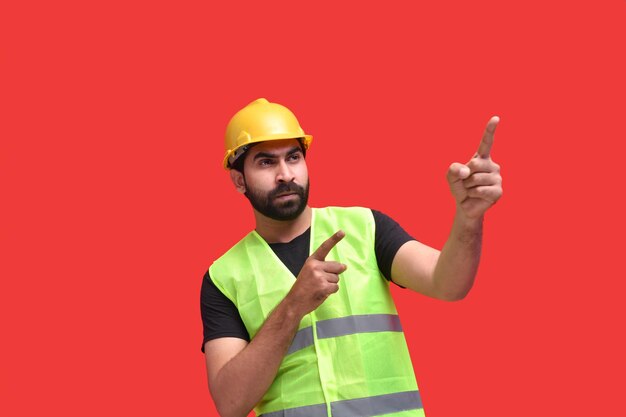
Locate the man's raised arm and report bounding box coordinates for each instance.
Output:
[391,117,503,301]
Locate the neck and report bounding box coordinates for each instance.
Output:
[253,206,312,243]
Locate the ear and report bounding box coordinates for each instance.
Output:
[230,169,246,194]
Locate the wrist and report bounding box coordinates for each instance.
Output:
[455,207,484,228]
[279,294,306,323]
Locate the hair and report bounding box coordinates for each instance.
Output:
[230,138,307,174]
[230,143,255,173]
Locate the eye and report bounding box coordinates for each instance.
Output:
[260,159,275,167]
[287,153,302,162]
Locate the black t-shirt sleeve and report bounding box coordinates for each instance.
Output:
[372,209,416,281]
[200,271,250,352]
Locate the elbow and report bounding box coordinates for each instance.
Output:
[432,273,475,301]
[210,384,250,417]
[435,287,471,302]
[215,408,236,417]
[214,400,248,417]
[439,292,468,302]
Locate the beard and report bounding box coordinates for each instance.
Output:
[244,180,310,221]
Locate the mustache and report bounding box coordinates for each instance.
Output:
[268,182,305,199]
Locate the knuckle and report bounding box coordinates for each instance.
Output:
[302,264,315,276]
[467,159,481,171]
[448,163,463,174]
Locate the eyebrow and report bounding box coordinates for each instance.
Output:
[253,146,302,161]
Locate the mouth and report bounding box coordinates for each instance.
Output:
[274,192,298,200]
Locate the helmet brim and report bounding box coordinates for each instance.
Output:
[223,134,313,169]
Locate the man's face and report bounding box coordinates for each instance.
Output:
[236,139,309,221]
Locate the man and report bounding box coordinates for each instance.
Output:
[201,98,503,417]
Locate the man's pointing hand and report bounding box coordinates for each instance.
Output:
[447,116,503,219]
[286,231,347,317]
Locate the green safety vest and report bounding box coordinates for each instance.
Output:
[210,207,425,417]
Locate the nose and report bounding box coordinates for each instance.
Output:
[276,159,295,183]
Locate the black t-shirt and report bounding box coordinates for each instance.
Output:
[200,209,415,352]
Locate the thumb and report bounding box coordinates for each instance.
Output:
[447,163,470,184]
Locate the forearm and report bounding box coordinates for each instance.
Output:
[208,231,346,417]
[210,299,303,417]
[432,209,483,301]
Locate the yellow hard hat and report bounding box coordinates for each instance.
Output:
[223,98,313,169]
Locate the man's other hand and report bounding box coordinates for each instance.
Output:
[447,116,503,219]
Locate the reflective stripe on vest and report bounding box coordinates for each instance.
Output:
[209,207,423,416]
[259,390,423,417]
[288,314,403,355]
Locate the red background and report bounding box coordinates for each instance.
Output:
[2,1,625,416]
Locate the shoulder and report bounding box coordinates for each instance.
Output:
[209,230,260,276]
[371,208,400,228]
[370,208,415,239]
[213,231,257,262]
[313,206,375,236]
[314,206,374,221]
[207,231,261,303]
[315,205,370,213]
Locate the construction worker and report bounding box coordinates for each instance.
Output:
[201,98,503,417]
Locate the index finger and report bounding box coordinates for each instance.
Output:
[310,230,345,261]
[475,116,500,159]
